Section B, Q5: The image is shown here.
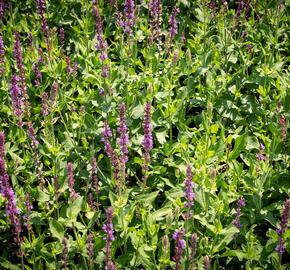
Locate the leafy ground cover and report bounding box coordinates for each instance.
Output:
[0,0,289,269]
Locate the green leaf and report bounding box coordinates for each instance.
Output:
[32,187,51,202]
[152,206,172,221]
[230,131,248,162]
[221,249,245,261]
[155,129,167,144]
[0,258,22,270]
[67,196,83,220]
[134,191,159,204]
[49,218,65,241]
[131,103,144,119]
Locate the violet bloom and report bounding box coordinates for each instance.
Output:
[36,0,50,53]
[141,102,153,184]
[0,132,5,158]
[93,3,109,80]
[189,233,198,265]
[117,102,129,170]
[248,43,252,53]
[23,192,33,231]
[50,82,58,106]
[13,30,28,100]
[275,199,290,255]
[37,48,45,64]
[121,0,135,35]
[28,123,39,147]
[0,133,22,248]
[241,31,245,38]
[149,0,162,47]
[65,56,73,80]
[42,92,49,116]
[87,233,94,265]
[72,62,77,77]
[172,229,186,270]
[278,115,287,141]
[0,33,5,73]
[102,121,120,184]
[232,197,246,229]
[61,237,69,266]
[33,62,42,86]
[67,162,78,199]
[256,143,265,161]
[142,102,153,153]
[183,164,195,218]
[0,0,8,20]
[169,7,180,47]
[102,65,109,78]
[9,74,23,125]
[59,28,65,45]
[90,157,100,194]
[28,33,33,51]
[103,207,116,270]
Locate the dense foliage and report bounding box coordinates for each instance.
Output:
[0,0,289,269]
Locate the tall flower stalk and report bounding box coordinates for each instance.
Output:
[9,74,23,126]
[102,121,120,189]
[67,162,78,200]
[232,197,246,229]
[149,0,162,48]
[172,229,186,270]
[141,102,153,186]
[36,0,51,54]
[14,30,30,118]
[0,32,5,73]
[93,2,109,96]
[168,7,179,50]
[117,102,129,187]
[103,207,116,270]
[27,123,45,189]
[275,199,290,264]
[0,132,24,268]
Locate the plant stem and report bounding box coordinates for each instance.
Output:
[72,222,89,270]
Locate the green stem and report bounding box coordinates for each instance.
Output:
[72,223,89,270]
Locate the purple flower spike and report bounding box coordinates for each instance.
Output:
[183,164,195,217]
[141,102,153,185]
[0,33,5,73]
[103,207,116,270]
[9,74,23,126]
[121,0,135,35]
[102,121,120,183]
[42,92,50,116]
[169,8,180,36]
[67,162,78,199]
[275,199,290,255]
[0,132,5,158]
[256,143,265,161]
[33,62,42,86]
[172,229,186,270]
[87,233,94,265]
[36,0,51,53]
[28,123,39,146]
[232,197,246,229]
[248,43,252,53]
[0,132,22,249]
[149,0,162,47]
[142,102,153,153]
[118,102,129,172]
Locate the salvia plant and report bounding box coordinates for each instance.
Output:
[0,0,289,269]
